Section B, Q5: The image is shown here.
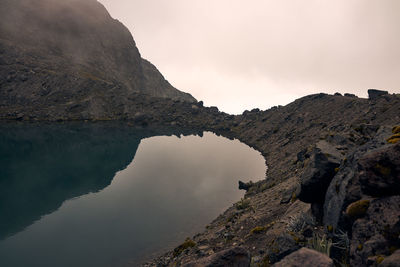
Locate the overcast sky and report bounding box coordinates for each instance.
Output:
[99,0,400,114]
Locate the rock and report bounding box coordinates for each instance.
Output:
[272,248,333,267]
[298,148,339,204]
[381,249,400,267]
[183,247,250,267]
[358,143,400,197]
[280,184,301,204]
[323,127,393,230]
[334,92,342,96]
[350,196,400,266]
[267,233,300,264]
[238,180,253,191]
[368,89,389,100]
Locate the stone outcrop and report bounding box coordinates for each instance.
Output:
[368,89,389,100]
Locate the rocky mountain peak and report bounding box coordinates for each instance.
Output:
[0,0,195,119]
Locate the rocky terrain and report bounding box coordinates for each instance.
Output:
[1,0,400,266]
[139,90,400,267]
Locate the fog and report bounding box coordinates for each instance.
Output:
[98,0,400,113]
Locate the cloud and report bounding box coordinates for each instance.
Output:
[100,0,400,113]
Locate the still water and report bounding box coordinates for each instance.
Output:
[0,123,266,266]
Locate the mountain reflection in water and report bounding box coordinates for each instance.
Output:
[0,122,266,266]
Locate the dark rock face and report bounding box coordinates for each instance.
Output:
[358,143,400,197]
[368,89,389,100]
[183,247,250,267]
[0,0,195,121]
[298,148,339,204]
[350,196,400,266]
[267,233,301,264]
[323,128,393,230]
[272,248,334,267]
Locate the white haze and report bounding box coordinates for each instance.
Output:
[99,0,400,114]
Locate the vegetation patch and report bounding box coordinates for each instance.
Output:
[387,133,400,144]
[236,198,251,210]
[345,199,370,218]
[309,233,333,257]
[173,238,196,257]
[392,125,400,134]
[250,226,267,234]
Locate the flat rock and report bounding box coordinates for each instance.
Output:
[272,248,333,267]
[381,249,400,267]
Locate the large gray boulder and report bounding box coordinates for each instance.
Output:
[272,248,333,267]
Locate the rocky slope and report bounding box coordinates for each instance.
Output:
[142,90,400,267]
[0,0,195,121]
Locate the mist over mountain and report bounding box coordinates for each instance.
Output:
[0,0,195,120]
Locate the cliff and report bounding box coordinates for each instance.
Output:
[0,0,195,121]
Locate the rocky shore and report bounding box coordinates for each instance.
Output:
[138,90,400,267]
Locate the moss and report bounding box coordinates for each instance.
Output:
[392,125,400,134]
[290,192,297,203]
[335,182,341,194]
[327,225,333,232]
[250,226,267,234]
[334,167,340,173]
[374,163,391,177]
[346,199,370,218]
[173,238,196,257]
[387,133,400,144]
[357,244,363,251]
[376,255,385,264]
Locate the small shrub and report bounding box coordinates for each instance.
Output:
[173,238,196,257]
[346,199,370,218]
[332,229,350,251]
[309,233,333,257]
[286,212,315,233]
[236,198,251,210]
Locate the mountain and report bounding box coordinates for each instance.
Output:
[0,0,195,120]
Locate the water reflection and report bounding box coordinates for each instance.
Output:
[0,123,266,266]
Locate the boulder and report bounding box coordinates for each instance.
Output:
[350,196,400,266]
[267,233,300,264]
[272,248,333,267]
[358,143,400,197]
[380,249,400,267]
[368,89,389,100]
[298,148,339,204]
[182,247,250,267]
